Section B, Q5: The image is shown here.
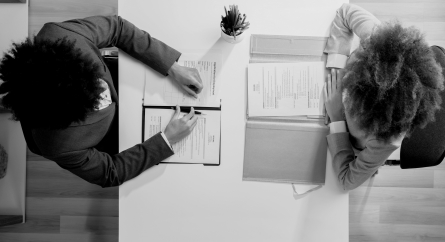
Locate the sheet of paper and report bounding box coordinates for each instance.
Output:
[144,109,220,164]
[248,62,325,117]
[144,51,222,107]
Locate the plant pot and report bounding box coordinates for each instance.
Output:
[221,30,245,44]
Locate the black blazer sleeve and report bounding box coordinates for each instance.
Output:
[45,133,173,187]
[40,15,181,75]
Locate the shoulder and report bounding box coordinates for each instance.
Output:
[37,20,93,43]
[367,132,405,150]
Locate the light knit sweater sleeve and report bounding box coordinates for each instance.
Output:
[324,3,381,68]
[326,133,399,190]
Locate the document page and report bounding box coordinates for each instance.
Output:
[247,62,325,117]
[144,109,220,164]
[144,51,221,107]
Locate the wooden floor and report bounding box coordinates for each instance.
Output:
[0,1,118,242]
[0,152,119,242]
[0,0,444,242]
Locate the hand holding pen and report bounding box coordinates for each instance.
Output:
[167,62,203,99]
[164,105,199,144]
[171,106,203,115]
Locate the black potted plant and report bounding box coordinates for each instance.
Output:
[220,5,250,43]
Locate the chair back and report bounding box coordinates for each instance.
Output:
[400,46,445,169]
[94,55,119,155]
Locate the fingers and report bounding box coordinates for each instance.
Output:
[183,85,198,99]
[337,69,345,86]
[323,81,328,101]
[185,69,203,96]
[331,69,337,89]
[180,107,198,132]
[173,105,180,119]
[327,73,332,97]
[189,115,198,127]
[192,71,204,94]
[183,106,195,121]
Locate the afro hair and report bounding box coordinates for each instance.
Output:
[0,36,104,129]
[342,21,444,142]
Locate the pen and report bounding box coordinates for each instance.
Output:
[187,85,199,93]
[171,107,202,115]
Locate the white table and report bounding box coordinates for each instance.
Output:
[119,0,349,241]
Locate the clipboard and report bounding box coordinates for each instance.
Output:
[142,105,221,166]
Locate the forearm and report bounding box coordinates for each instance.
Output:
[49,132,174,187]
[115,16,181,75]
[55,15,181,75]
[327,132,365,190]
[327,132,397,190]
[324,3,381,68]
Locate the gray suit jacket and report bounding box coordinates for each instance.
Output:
[22,16,180,187]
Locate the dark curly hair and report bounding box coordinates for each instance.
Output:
[342,21,444,142]
[0,36,104,129]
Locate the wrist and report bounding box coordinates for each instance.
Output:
[330,116,345,122]
[163,130,173,143]
[329,120,347,134]
[160,131,174,151]
[167,62,179,77]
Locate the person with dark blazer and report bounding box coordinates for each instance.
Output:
[0,16,203,187]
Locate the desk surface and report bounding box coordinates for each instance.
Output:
[119,0,348,241]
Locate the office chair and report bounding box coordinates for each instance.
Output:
[386,45,445,169]
[94,50,119,155]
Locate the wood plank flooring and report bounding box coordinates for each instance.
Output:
[350,163,445,242]
[0,1,118,242]
[0,151,119,242]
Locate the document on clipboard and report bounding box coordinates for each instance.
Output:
[142,50,222,165]
[142,108,221,165]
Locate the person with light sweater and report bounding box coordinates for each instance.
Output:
[323,4,445,190]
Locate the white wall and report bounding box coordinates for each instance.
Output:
[0,1,28,222]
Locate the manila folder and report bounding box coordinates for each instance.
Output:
[243,119,329,185]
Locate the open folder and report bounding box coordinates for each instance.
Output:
[243,117,328,184]
[142,51,222,165]
[243,35,329,186]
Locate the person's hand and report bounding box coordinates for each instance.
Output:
[164,105,198,144]
[168,62,203,98]
[323,68,345,124]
